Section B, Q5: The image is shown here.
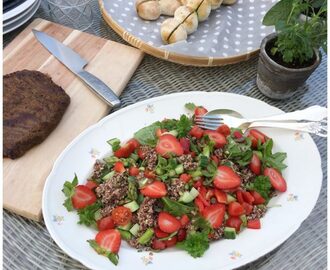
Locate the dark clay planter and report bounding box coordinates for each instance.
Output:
[257,33,321,100]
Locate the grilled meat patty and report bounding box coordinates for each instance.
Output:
[3,70,70,159]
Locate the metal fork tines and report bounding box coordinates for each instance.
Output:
[195,115,225,130]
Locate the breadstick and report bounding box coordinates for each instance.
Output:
[161,18,188,44]
[136,0,182,20]
[222,0,236,5]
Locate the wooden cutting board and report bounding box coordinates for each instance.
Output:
[3,19,144,221]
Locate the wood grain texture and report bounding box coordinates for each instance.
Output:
[3,19,144,221]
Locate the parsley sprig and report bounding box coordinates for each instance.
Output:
[62,174,78,211]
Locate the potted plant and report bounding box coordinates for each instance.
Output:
[256,0,327,99]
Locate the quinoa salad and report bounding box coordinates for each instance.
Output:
[62,103,288,266]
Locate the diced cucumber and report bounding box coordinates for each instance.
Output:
[179,187,199,203]
[139,167,145,171]
[138,228,154,245]
[156,167,164,175]
[175,164,184,175]
[227,194,237,203]
[191,170,202,178]
[94,209,102,221]
[124,201,140,212]
[130,153,139,161]
[169,170,176,177]
[138,178,149,188]
[129,224,140,237]
[102,171,115,181]
[117,222,132,231]
[240,215,247,227]
[118,229,132,240]
[202,146,210,157]
[224,227,236,239]
[104,156,119,164]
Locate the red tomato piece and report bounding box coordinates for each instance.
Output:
[97,216,115,231]
[158,212,181,234]
[264,167,287,192]
[213,166,241,190]
[156,134,184,157]
[228,202,245,217]
[203,130,227,148]
[111,206,132,226]
[140,180,167,198]
[247,219,261,229]
[95,229,121,254]
[202,204,226,229]
[72,185,97,209]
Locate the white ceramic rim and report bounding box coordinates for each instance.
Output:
[3,0,37,21]
[43,92,322,270]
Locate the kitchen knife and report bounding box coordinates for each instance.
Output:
[32,29,121,108]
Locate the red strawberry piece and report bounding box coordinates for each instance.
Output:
[129,166,140,176]
[264,167,287,192]
[164,236,178,247]
[248,129,269,148]
[236,190,244,204]
[72,185,97,209]
[214,189,227,204]
[144,169,156,179]
[154,227,169,238]
[213,166,241,190]
[250,190,266,204]
[156,128,164,138]
[179,138,190,154]
[194,197,205,213]
[97,216,115,231]
[250,153,261,175]
[242,202,253,215]
[193,179,203,188]
[194,106,208,116]
[158,212,181,233]
[126,138,140,149]
[114,142,135,158]
[211,155,219,165]
[205,189,215,201]
[156,134,184,157]
[137,147,146,159]
[180,214,190,227]
[189,125,204,139]
[111,206,132,226]
[202,203,226,229]
[216,124,231,137]
[114,161,125,173]
[95,229,121,253]
[179,173,192,183]
[247,219,261,229]
[85,180,99,190]
[177,229,187,242]
[226,216,242,233]
[228,202,245,217]
[203,130,227,148]
[242,191,255,205]
[233,131,243,139]
[140,180,167,198]
[152,238,166,250]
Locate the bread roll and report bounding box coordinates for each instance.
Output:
[159,0,182,16]
[136,0,161,20]
[210,0,223,10]
[174,6,198,34]
[186,0,211,22]
[222,0,236,5]
[161,18,188,44]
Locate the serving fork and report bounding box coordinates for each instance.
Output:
[195,106,328,137]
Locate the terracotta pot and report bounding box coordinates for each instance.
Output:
[256,33,321,100]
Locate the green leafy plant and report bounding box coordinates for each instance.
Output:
[263,0,327,65]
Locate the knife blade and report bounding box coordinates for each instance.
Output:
[32,29,121,108]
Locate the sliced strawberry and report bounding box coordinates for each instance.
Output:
[250,153,261,175]
[213,166,241,190]
[144,169,156,179]
[247,219,261,229]
[205,189,215,201]
[251,190,266,204]
[114,142,135,158]
[177,229,187,242]
[203,130,227,148]
[158,212,181,233]
[248,129,269,148]
[202,204,225,229]
[216,124,231,137]
[140,180,167,198]
[193,179,203,188]
[226,216,242,233]
[242,202,253,215]
[179,138,190,154]
[156,128,167,138]
[180,173,192,183]
[180,214,190,227]
[95,229,121,253]
[156,134,184,157]
[137,147,146,159]
[111,206,132,226]
[97,216,115,231]
[236,190,244,204]
[164,236,178,247]
[211,155,219,165]
[228,202,245,217]
[194,197,205,213]
[72,185,97,209]
[214,189,227,204]
[194,106,208,116]
[152,238,166,250]
[242,191,255,205]
[85,180,99,190]
[264,167,287,192]
[129,166,140,176]
[114,161,125,173]
[189,125,204,139]
[233,131,243,139]
[155,227,169,238]
[126,138,140,149]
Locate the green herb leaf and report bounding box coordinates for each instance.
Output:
[176,231,210,258]
[62,174,79,211]
[185,102,197,111]
[262,0,295,26]
[107,138,121,152]
[246,176,272,201]
[134,122,161,146]
[88,240,119,266]
[224,136,253,166]
[258,139,287,172]
[176,115,193,138]
[77,201,102,227]
[161,197,195,216]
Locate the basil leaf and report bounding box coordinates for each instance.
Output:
[161,197,195,216]
[134,122,161,146]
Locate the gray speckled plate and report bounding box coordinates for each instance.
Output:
[99,0,276,66]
